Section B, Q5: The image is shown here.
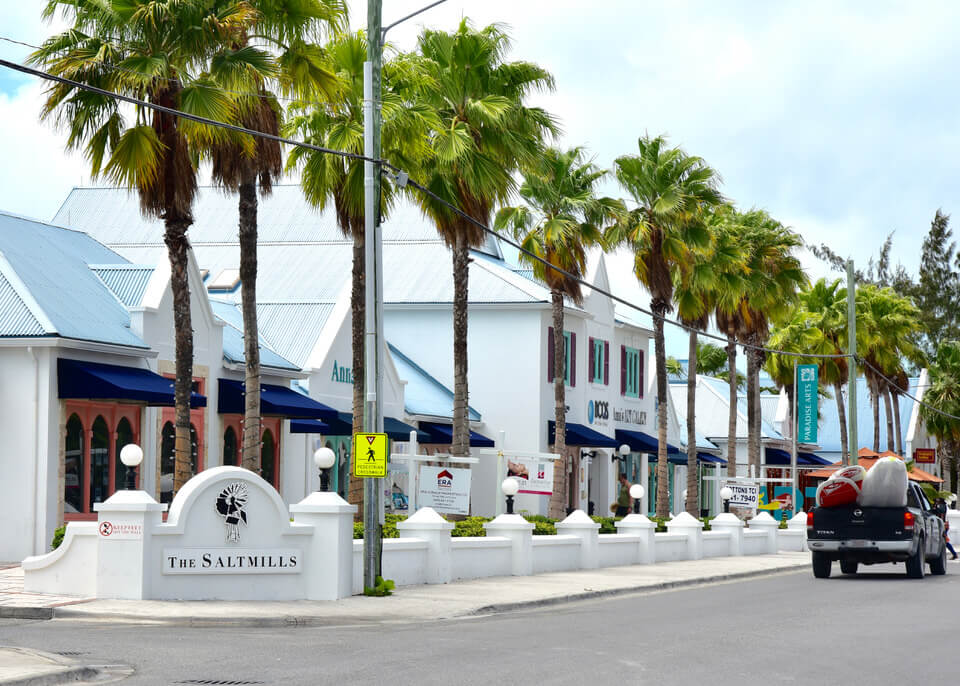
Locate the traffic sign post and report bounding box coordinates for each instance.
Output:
[353,433,388,478]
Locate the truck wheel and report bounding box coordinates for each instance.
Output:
[930,542,947,576]
[840,560,858,575]
[906,538,925,579]
[812,552,832,578]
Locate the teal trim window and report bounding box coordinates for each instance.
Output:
[563,331,572,385]
[547,327,576,387]
[592,338,604,383]
[625,347,640,397]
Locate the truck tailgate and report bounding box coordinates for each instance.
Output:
[810,505,910,541]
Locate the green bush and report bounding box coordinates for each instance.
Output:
[530,520,557,535]
[363,576,395,597]
[51,525,65,550]
[591,515,619,534]
[353,513,407,540]
[451,516,491,537]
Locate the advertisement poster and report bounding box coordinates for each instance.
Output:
[725,482,759,508]
[796,364,819,443]
[418,465,471,515]
[385,462,410,514]
[506,456,554,496]
[914,448,936,464]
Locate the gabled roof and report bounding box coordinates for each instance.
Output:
[388,342,481,422]
[90,264,154,307]
[208,299,299,372]
[0,212,147,348]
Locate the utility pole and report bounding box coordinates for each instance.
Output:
[847,259,857,466]
[363,0,384,591]
[790,359,798,516]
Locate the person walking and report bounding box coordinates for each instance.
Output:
[933,498,957,560]
[615,473,632,517]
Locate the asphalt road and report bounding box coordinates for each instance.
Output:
[0,564,956,685]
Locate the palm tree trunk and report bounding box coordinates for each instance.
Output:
[238,171,261,474]
[165,216,194,495]
[834,380,849,465]
[746,346,759,477]
[451,234,470,457]
[552,290,567,486]
[892,391,903,456]
[686,329,698,516]
[726,336,738,478]
[882,385,895,452]
[653,302,670,519]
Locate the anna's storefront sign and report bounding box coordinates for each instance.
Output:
[331,360,353,384]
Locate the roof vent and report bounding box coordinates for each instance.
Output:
[207,269,241,293]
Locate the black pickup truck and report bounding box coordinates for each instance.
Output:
[806,481,947,579]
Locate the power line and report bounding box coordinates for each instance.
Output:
[6,55,959,426]
[858,357,960,423]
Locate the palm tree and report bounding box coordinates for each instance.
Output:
[495,146,623,495]
[287,33,436,454]
[31,0,247,494]
[208,0,345,472]
[920,341,960,494]
[612,135,723,518]
[416,20,558,456]
[673,210,744,515]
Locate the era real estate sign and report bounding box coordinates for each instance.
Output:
[418,465,471,515]
[796,364,819,443]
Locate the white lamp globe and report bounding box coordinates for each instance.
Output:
[501,477,520,497]
[119,443,143,467]
[629,483,644,499]
[950,494,958,504]
[314,447,336,470]
[682,489,688,501]
[720,486,733,501]
[619,444,631,457]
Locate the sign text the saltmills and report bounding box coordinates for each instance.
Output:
[162,548,301,575]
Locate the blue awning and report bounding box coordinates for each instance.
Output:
[58,358,206,407]
[800,452,833,466]
[615,428,681,454]
[548,421,618,448]
[289,419,330,434]
[419,421,494,447]
[699,453,728,465]
[649,452,713,465]
[766,448,831,466]
[331,412,430,442]
[218,378,336,419]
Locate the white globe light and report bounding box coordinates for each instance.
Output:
[682,489,688,501]
[119,443,143,467]
[501,477,520,497]
[314,447,336,470]
[619,443,631,456]
[720,486,733,501]
[629,483,644,499]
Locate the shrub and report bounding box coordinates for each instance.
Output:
[591,516,618,534]
[51,525,65,550]
[451,516,491,537]
[353,514,407,540]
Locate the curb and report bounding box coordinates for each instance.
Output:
[0,608,53,621]
[470,562,809,616]
[0,648,97,686]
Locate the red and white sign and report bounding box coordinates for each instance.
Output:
[417,465,471,515]
[98,521,143,540]
[506,457,554,496]
[914,448,936,464]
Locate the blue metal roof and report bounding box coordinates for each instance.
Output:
[388,342,481,421]
[209,299,299,371]
[90,265,154,307]
[700,375,784,439]
[0,270,45,336]
[0,212,147,348]
[815,376,916,454]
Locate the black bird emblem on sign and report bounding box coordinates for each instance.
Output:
[215,482,248,543]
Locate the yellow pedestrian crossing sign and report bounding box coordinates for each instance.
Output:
[353,433,388,478]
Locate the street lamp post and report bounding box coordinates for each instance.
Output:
[720,486,733,514]
[314,447,336,493]
[629,484,645,515]
[120,444,143,491]
[502,477,520,514]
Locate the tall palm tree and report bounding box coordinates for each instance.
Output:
[735,213,806,478]
[208,0,345,472]
[416,20,558,457]
[920,341,960,494]
[286,33,436,469]
[673,211,743,515]
[495,146,623,498]
[612,135,723,518]
[31,0,247,494]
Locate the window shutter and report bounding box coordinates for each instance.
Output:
[547,327,555,383]
[621,345,627,395]
[570,333,577,387]
[638,350,645,398]
[588,337,595,383]
[604,341,610,385]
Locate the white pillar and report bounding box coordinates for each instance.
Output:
[94,490,166,600]
[396,506,453,584]
[556,509,600,569]
[787,510,808,552]
[666,511,704,560]
[484,514,534,576]
[289,490,357,600]
[641,453,649,515]
[615,513,656,564]
[749,511,780,554]
[710,512,744,557]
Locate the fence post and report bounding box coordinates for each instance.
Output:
[749,511,780,554]
[396,507,453,584]
[290,489,358,599]
[556,510,601,569]
[666,511,704,560]
[615,513,656,564]
[484,514,534,576]
[710,512,744,557]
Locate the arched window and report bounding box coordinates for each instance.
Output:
[114,417,134,491]
[160,421,175,505]
[89,416,109,506]
[64,414,84,514]
[223,426,238,467]
[261,429,276,488]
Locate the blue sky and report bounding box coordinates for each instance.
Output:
[1,1,959,356]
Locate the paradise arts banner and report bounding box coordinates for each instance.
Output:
[506,456,554,496]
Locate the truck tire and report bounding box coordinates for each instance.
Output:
[840,560,858,575]
[812,552,832,578]
[930,541,947,576]
[906,537,925,579]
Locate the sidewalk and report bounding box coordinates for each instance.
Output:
[0,647,97,686]
[0,552,810,627]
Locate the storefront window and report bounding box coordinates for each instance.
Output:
[89,416,109,507]
[223,427,238,466]
[64,414,84,514]
[262,429,276,487]
[114,417,134,491]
